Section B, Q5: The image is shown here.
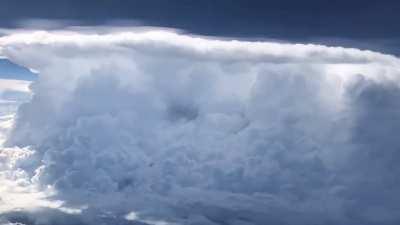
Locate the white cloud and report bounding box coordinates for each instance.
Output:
[0,28,400,225]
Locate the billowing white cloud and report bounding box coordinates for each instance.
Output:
[0,29,400,225]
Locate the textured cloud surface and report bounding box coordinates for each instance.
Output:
[1,30,400,225]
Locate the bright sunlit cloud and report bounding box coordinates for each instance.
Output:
[0,28,400,225]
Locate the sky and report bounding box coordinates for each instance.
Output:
[1,1,400,225]
[0,60,36,81]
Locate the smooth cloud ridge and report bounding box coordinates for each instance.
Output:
[0,29,400,225]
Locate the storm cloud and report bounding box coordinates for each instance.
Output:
[0,29,400,225]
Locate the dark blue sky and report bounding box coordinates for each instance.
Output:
[0,0,399,55]
[0,60,37,81]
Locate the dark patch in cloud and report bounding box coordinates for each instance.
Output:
[337,79,400,225]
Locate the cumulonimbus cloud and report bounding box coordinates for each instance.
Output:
[0,29,400,225]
